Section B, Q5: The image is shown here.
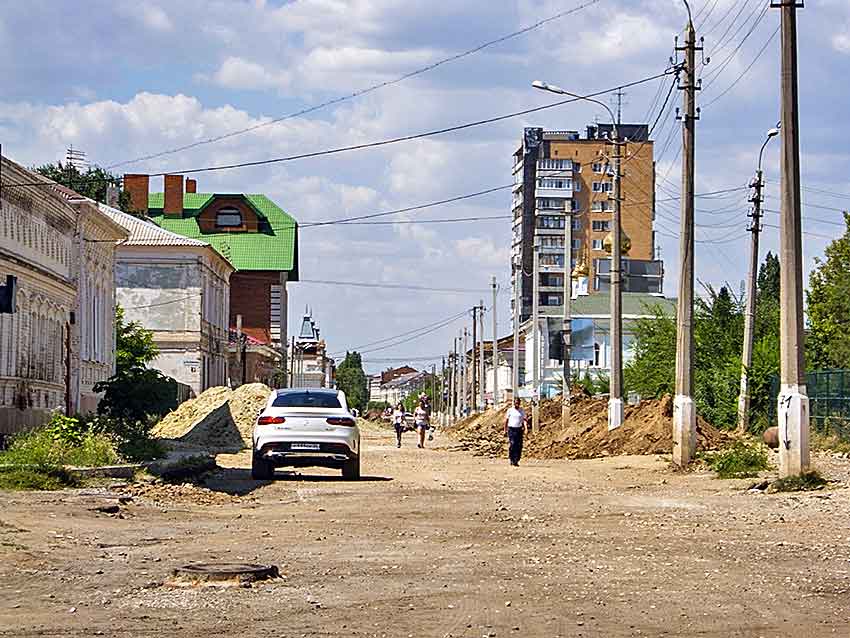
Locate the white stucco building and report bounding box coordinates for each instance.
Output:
[0,157,127,433]
[99,204,233,396]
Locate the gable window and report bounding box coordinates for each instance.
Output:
[216,207,243,227]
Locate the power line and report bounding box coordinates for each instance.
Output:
[330,310,470,356]
[6,70,677,189]
[297,279,491,294]
[105,0,604,170]
[704,25,779,109]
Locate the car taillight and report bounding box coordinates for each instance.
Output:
[326,417,355,427]
[258,416,285,425]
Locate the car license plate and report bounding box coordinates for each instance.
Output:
[290,443,320,451]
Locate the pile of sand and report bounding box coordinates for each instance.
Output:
[151,384,272,453]
[447,394,728,460]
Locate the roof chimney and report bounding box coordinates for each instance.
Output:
[164,174,183,218]
[123,174,149,215]
[186,178,197,194]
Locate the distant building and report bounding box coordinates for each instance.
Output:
[99,204,234,396]
[290,310,334,388]
[0,157,127,433]
[123,174,298,384]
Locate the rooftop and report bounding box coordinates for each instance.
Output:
[99,203,210,247]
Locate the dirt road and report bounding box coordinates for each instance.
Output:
[1,425,850,637]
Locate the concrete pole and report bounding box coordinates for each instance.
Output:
[441,357,446,426]
[479,299,485,411]
[532,239,540,431]
[673,20,698,467]
[512,262,521,399]
[471,306,478,412]
[737,170,763,433]
[236,314,243,387]
[492,276,499,408]
[451,338,457,423]
[777,0,809,477]
[462,327,468,417]
[562,205,572,429]
[608,135,624,431]
[279,272,289,387]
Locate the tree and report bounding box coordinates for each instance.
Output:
[33,162,134,213]
[115,306,158,374]
[807,213,850,370]
[335,351,368,413]
[755,251,780,340]
[623,304,677,398]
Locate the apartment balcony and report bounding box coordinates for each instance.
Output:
[535,187,573,199]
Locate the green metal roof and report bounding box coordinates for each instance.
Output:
[570,293,676,317]
[147,193,298,275]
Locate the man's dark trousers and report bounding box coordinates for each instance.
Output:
[507,427,523,465]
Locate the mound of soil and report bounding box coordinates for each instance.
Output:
[447,394,728,460]
[151,384,272,453]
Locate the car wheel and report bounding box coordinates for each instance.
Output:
[251,451,274,480]
[341,456,360,481]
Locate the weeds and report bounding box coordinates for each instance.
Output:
[702,440,770,479]
[0,427,119,469]
[811,431,850,455]
[769,471,828,493]
[0,467,78,491]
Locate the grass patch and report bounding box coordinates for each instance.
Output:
[118,436,166,463]
[0,428,119,469]
[150,454,217,483]
[811,431,850,455]
[702,440,770,479]
[769,470,828,493]
[0,467,78,491]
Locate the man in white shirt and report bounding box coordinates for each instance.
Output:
[504,397,528,466]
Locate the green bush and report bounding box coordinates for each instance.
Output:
[80,414,164,462]
[94,367,178,422]
[702,441,770,479]
[0,425,118,469]
[770,471,828,492]
[0,467,77,491]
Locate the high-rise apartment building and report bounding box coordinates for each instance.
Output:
[511,125,663,323]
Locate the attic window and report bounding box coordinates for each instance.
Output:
[216,207,242,227]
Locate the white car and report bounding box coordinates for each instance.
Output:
[252,388,360,480]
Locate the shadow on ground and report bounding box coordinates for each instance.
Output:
[201,467,393,494]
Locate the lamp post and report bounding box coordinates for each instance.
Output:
[737,125,780,433]
[531,80,624,430]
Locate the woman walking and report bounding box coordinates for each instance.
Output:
[392,402,406,448]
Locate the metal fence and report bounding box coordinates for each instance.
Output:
[770,369,850,439]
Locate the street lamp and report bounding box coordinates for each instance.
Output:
[532,80,625,431]
[737,124,780,433]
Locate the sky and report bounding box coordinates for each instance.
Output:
[1,0,848,373]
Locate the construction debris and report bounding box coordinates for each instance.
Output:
[447,394,728,460]
[151,384,271,453]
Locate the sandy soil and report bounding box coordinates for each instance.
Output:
[1,424,849,637]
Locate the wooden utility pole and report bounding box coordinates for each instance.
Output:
[492,276,499,408]
[673,19,699,467]
[776,0,809,477]
[608,128,624,431]
[563,199,573,429]
[479,299,485,411]
[532,238,540,431]
[737,168,765,433]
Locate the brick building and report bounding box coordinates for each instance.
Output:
[511,125,663,323]
[124,174,298,385]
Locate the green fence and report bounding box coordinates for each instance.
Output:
[770,369,850,439]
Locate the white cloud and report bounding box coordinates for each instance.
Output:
[140,4,173,32]
[205,57,292,91]
[833,31,850,54]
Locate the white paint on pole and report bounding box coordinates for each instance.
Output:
[778,384,810,477]
[607,397,623,432]
[672,394,696,467]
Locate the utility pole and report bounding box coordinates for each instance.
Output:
[775,0,809,477]
[236,314,244,386]
[492,276,499,409]
[532,237,540,431]
[441,357,446,426]
[672,17,700,467]
[512,260,521,400]
[563,196,573,429]
[738,135,774,433]
[451,338,457,423]
[608,114,624,431]
[479,299,485,411]
[462,327,468,417]
[471,306,478,412]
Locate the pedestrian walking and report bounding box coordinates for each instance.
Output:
[414,398,430,449]
[392,402,406,448]
[505,397,528,466]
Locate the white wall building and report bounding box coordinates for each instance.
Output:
[100,204,233,396]
[0,158,127,433]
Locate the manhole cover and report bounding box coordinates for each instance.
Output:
[169,563,279,587]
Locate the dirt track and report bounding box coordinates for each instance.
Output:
[2,424,850,637]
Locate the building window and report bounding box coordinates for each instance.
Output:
[592,162,604,173]
[574,162,582,173]
[538,178,572,190]
[602,182,613,192]
[537,158,572,170]
[216,207,243,227]
[571,200,581,212]
[592,239,604,250]
[574,180,582,192]
[592,182,603,192]
[572,218,582,230]
[571,239,581,250]
[544,294,563,306]
[536,198,565,210]
[539,254,565,266]
[541,236,564,248]
[592,220,611,232]
[591,201,612,212]
[537,215,566,229]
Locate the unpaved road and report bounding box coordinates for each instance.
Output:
[1,425,850,637]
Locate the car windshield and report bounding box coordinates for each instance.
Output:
[272,392,341,409]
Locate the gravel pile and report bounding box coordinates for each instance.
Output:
[119,481,241,506]
[151,384,272,453]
